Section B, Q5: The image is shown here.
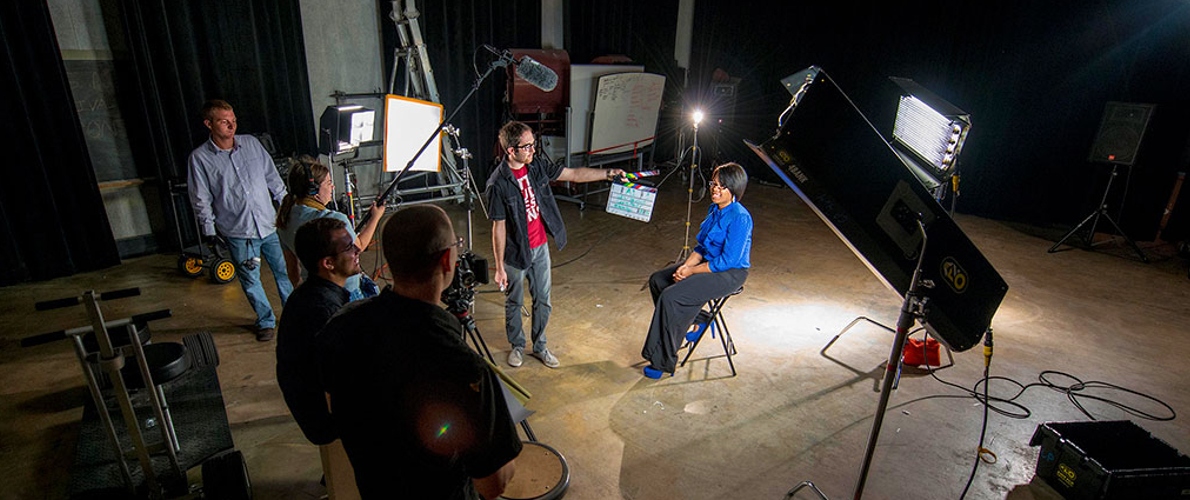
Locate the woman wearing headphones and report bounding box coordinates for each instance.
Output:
[276,155,386,300]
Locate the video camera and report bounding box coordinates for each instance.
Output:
[441,250,489,315]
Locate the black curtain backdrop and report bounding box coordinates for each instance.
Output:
[385,0,681,185]
[118,0,316,251]
[689,1,1190,237]
[567,0,683,164]
[0,1,120,285]
[8,0,1186,287]
[383,0,540,186]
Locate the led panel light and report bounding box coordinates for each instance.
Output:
[348,108,375,147]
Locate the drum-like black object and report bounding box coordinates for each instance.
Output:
[499,441,570,500]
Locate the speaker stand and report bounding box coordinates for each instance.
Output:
[1048,163,1149,263]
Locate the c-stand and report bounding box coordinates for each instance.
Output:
[786,218,942,500]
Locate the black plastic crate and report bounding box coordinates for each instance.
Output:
[1030,420,1190,499]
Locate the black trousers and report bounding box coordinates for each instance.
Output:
[641,264,748,372]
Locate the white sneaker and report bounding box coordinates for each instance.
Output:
[508,347,524,367]
[533,348,560,368]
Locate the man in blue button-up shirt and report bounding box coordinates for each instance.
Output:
[187,99,292,341]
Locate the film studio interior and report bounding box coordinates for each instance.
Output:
[3,1,1190,499]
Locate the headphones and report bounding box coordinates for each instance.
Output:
[241,241,260,271]
[302,162,319,196]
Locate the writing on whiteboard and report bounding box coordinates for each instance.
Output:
[590,73,666,154]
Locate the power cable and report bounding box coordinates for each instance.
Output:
[894,332,1177,497]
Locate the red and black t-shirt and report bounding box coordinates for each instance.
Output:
[512,166,548,249]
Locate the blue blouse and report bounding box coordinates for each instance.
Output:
[693,201,753,272]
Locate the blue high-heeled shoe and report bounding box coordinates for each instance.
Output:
[643,366,667,379]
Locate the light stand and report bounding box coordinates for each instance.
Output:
[676,110,705,263]
[853,218,931,499]
[785,219,934,500]
[1047,163,1149,262]
[327,154,359,225]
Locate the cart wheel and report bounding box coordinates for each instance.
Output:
[178,255,205,278]
[210,259,237,284]
[201,449,252,500]
[183,330,220,368]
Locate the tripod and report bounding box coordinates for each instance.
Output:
[1048,163,1149,262]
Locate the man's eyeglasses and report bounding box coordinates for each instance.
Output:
[329,234,358,257]
[430,235,461,255]
[440,237,465,253]
[513,142,536,151]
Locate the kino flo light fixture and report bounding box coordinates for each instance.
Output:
[747,66,1006,500]
[888,77,970,198]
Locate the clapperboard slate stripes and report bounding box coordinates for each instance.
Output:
[606,181,657,222]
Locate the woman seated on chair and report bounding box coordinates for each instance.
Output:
[640,162,753,379]
[276,155,385,301]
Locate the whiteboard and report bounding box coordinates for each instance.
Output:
[568,64,644,154]
[588,72,666,155]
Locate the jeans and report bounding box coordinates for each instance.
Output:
[226,232,293,329]
[353,272,379,301]
[504,244,552,352]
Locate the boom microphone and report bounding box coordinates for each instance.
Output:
[481,45,558,92]
[514,55,558,92]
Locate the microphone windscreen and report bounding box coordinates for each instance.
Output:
[516,55,559,92]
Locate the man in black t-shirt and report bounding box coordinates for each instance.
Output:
[276,217,361,496]
[318,205,521,499]
[277,217,359,445]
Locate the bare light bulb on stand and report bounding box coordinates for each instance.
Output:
[677,108,706,262]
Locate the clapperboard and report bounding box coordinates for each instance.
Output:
[605,170,659,222]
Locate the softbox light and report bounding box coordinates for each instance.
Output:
[319,105,375,155]
[383,94,443,173]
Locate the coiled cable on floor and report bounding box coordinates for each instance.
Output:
[898,330,1176,498]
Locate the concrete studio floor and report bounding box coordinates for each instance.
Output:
[3,175,1189,500]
